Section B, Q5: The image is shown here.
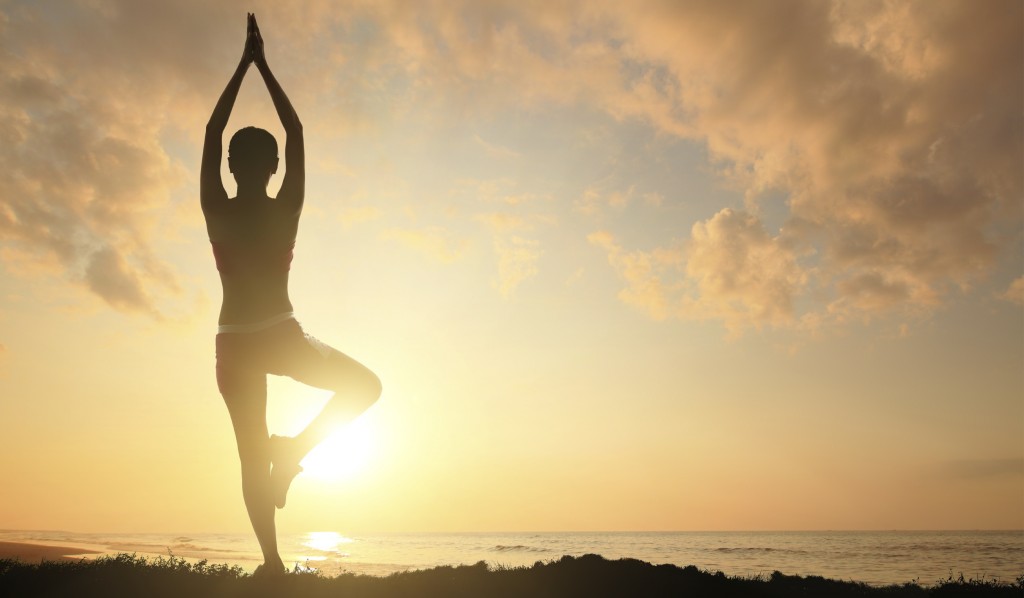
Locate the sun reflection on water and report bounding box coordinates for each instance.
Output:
[304,531,354,553]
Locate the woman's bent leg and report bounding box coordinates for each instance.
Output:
[292,349,381,456]
[268,323,382,506]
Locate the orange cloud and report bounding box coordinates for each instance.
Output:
[381,226,468,263]
[582,1,1021,331]
[589,210,807,335]
[586,230,679,322]
[0,0,356,316]
[686,209,808,331]
[999,277,1024,306]
[492,235,542,297]
[343,0,1018,330]
[2,0,1018,331]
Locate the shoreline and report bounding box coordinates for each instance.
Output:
[1,552,1019,597]
[1,530,1020,587]
[0,541,101,563]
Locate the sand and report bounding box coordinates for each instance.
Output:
[0,541,101,563]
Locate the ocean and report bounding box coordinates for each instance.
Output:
[2,529,1021,587]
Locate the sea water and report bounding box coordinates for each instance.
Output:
[2,529,1021,587]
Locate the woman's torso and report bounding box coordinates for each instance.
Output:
[205,196,300,326]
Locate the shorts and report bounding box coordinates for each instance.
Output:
[215,316,345,398]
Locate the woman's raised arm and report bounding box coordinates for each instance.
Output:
[251,15,305,213]
[201,14,256,212]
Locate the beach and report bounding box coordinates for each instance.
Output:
[0,541,100,563]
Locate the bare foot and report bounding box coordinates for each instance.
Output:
[253,559,287,578]
[270,435,303,509]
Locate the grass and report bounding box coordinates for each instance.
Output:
[1,553,1020,597]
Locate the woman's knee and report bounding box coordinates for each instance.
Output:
[331,358,381,405]
[349,365,382,412]
[364,368,382,402]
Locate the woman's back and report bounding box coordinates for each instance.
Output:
[206,195,299,325]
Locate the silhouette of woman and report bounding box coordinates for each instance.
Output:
[201,14,381,575]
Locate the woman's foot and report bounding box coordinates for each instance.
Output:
[270,435,303,509]
[253,558,287,578]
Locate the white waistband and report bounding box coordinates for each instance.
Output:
[217,311,296,334]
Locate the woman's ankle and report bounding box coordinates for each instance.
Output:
[270,434,305,465]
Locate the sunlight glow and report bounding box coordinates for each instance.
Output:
[304,531,354,553]
[299,415,376,481]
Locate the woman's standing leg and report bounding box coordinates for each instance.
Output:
[218,336,284,572]
[223,385,284,571]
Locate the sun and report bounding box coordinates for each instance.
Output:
[299,414,376,481]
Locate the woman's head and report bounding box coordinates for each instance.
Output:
[228,126,278,187]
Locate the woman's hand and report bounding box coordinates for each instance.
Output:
[239,13,256,67]
[249,13,267,68]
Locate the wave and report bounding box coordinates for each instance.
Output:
[490,545,551,553]
[169,542,240,554]
[102,541,241,556]
[713,547,809,555]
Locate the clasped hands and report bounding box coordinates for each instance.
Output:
[241,13,267,68]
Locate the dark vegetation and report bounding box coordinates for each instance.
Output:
[1,553,1020,597]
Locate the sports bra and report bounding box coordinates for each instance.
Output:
[211,240,295,274]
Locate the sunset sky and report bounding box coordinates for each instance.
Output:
[0,0,1021,535]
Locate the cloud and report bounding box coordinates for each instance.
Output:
[938,458,1024,480]
[83,246,152,313]
[381,226,468,263]
[338,206,382,230]
[576,185,637,215]
[473,134,521,159]
[687,209,808,331]
[586,230,680,321]
[0,1,203,315]
[476,213,544,297]
[492,236,542,297]
[0,0,359,316]
[589,210,807,334]
[462,178,553,297]
[998,277,1024,306]
[1,0,1018,331]
[456,178,551,207]
[581,0,1022,332]
[349,0,1017,331]
[476,213,525,233]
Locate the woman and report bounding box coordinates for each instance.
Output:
[201,14,381,575]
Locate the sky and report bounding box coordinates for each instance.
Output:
[0,0,1021,535]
